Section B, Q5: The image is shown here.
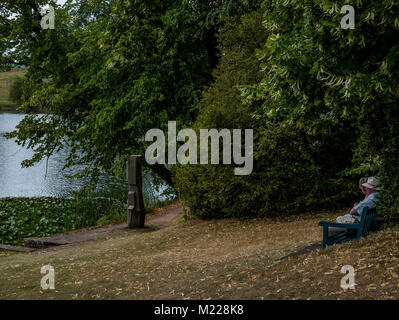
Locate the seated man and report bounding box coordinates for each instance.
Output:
[345,176,368,219]
[330,177,380,235]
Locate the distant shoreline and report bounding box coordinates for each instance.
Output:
[0,107,46,114]
[0,105,20,113]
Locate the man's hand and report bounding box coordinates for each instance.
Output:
[350,207,359,216]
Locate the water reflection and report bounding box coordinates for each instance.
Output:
[0,113,165,204]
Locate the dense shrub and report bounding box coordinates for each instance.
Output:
[174,127,357,219]
[173,10,357,218]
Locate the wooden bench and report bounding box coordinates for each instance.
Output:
[318,207,382,249]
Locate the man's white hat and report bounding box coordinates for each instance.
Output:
[362,176,380,190]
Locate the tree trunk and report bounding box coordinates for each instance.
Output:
[147,163,174,187]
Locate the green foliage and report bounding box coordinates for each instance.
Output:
[174,128,357,218]
[0,197,125,246]
[239,0,399,223]
[1,0,262,188]
[173,9,357,218]
[172,10,266,218]
[3,0,397,222]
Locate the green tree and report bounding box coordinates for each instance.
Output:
[244,0,399,223]
[1,0,261,187]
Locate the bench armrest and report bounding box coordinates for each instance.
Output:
[318,220,361,229]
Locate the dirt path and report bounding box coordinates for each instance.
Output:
[146,205,182,224]
[23,204,183,250]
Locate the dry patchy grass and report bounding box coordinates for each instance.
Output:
[0,209,397,300]
[0,82,13,107]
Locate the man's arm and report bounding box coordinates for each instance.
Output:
[351,193,379,216]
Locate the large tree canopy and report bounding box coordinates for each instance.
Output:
[1,0,261,186]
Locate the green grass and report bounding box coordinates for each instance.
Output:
[0,69,26,111]
[0,70,25,82]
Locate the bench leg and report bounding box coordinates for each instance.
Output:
[322,226,328,249]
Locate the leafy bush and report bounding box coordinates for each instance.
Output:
[174,126,357,218]
[0,197,125,246]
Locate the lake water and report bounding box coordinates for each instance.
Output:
[0,113,164,202]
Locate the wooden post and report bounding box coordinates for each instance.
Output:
[126,155,146,228]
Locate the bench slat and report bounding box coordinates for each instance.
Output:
[319,207,382,249]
